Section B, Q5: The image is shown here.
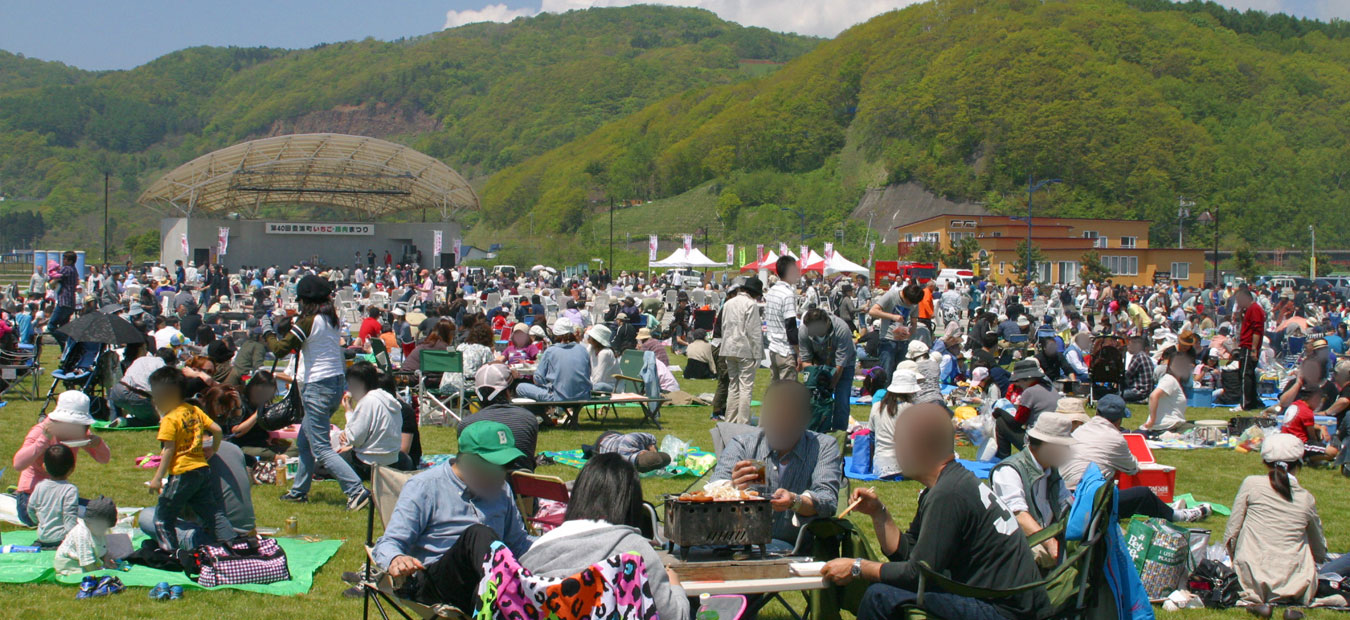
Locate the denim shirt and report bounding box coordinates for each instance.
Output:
[372,460,533,567]
[710,430,842,542]
[533,342,592,400]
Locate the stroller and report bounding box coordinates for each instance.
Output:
[1087,335,1125,402]
[41,341,113,418]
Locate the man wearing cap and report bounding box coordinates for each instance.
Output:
[995,360,1060,459]
[456,364,537,472]
[635,327,669,366]
[718,277,764,424]
[992,410,1077,568]
[11,391,111,526]
[516,317,591,403]
[373,420,533,610]
[610,312,638,354]
[800,308,856,431]
[1060,395,1209,522]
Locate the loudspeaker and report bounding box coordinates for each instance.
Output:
[440,253,456,269]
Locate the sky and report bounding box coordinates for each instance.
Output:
[1,0,1347,71]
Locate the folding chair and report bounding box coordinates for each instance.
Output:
[0,342,43,401]
[510,471,569,534]
[611,349,647,394]
[417,349,465,426]
[1284,335,1306,368]
[362,465,468,620]
[369,338,393,374]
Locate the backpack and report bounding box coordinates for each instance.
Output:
[1187,559,1240,609]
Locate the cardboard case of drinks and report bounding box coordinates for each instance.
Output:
[1117,433,1176,503]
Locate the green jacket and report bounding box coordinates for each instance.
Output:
[992,448,1065,527]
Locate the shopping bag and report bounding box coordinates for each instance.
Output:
[1124,516,1190,600]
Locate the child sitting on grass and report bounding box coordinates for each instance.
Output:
[28,444,79,547]
[53,496,118,575]
[146,366,234,558]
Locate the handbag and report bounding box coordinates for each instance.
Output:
[258,337,305,432]
[189,536,291,587]
[1187,559,1240,609]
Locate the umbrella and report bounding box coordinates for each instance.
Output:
[58,312,148,345]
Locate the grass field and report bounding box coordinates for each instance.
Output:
[0,344,1347,619]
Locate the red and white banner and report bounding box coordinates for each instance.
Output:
[432,230,443,256]
[779,243,790,256]
[824,242,833,260]
[682,234,693,252]
[180,233,189,259]
[867,241,876,266]
[648,235,658,261]
[800,245,808,261]
[756,244,765,264]
[217,227,230,256]
[726,244,734,265]
[452,237,461,263]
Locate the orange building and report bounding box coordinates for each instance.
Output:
[894,214,1206,287]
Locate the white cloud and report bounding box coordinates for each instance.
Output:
[444,3,537,29]
[444,0,926,37]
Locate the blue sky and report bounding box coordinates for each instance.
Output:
[1,0,1346,71]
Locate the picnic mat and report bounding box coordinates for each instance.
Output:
[1170,493,1231,516]
[843,456,997,481]
[540,449,716,478]
[90,420,156,431]
[0,530,341,595]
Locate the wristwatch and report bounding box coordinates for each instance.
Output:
[790,492,803,513]
[851,558,862,578]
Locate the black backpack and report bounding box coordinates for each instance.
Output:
[1188,559,1240,609]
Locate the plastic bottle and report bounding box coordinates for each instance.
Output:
[695,593,718,620]
[0,545,40,553]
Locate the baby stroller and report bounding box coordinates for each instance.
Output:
[41,341,113,418]
[1087,335,1125,402]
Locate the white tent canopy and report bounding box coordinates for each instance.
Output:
[825,250,870,276]
[650,247,728,268]
[799,249,827,272]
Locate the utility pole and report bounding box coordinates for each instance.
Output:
[608,197,614,274]
[1310,224,1316,279]
[103,172,109,264]
[1177,196,1194,248]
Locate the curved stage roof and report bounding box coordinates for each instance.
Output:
[138,133,478,220]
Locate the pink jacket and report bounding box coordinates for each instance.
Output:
[12,421,110,494]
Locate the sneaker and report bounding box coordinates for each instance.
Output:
[341,571,364,585]
[347,488,371,512]
[76,575,99,599]
[91,576,125,597]
[342,586,364,598]
[279,490,309,503]
[149,582,171,601]
[1174,504,1212,522]
[169,585,184,600]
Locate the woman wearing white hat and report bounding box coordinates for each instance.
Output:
[905,341,943,405]
[11,391,110,526]
[1224,433,1326,615]
[585,325,617,392]
[868,370,921,477]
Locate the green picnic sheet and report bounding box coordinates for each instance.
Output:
[90,420,156,431]
[608,400,759,409]
[0,530,342,595]
[1171,493,1232,516]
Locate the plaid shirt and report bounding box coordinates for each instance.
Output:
[763,281,798,357]
[55,265,78,308]
[1124,352,1154,395]
[597,432,657,465]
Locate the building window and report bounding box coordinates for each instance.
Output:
[964,220,976,227]
[1102,255,1138,276]
[949,232,973,243]
[950,219,963,228]
[1120,236,1137,248]
[990,231,1001,237]
[1094,237,1108,249]
[1058,261,1080,284]
[1035,262,1052,283]
[1171,262,1190,280]
[999,261,1005,275]
[1082,230,1098,239]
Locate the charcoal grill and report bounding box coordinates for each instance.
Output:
[663,495,773,560]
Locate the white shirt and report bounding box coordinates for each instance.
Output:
[1152,373,1189,430]
[342,389,403,466]
[54,520,106,575]
[122,355,166,392]
[991,458,1054,524]
[153,326,185,350]
[763,281,798,357]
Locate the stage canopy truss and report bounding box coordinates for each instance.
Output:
[138,133,478,220]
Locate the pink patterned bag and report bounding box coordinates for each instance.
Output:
[193,536,291,587]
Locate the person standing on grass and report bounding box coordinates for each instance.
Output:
[717,277,763,425]
[260,274,369,511]
[801,307,857,431]
[1235,287,1266,410]
[146,366,234,555]
[764,256,802,382]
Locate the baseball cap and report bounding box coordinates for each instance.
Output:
[474,363,513,402]
[1094,394,1130,421]
[459,420,526,466]
[551,316,574,336]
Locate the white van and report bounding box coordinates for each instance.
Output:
[935,268,974,288]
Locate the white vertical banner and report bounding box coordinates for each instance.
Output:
[452,237,462,264]
[799,245,808,261]
[682,234,693,252]
[180,233,189,259]
[867,241,876,265]
[756,244,765,263]
[779,242,790,256]
[217,227,230,256]
[726,244,734,265]
[648,235,658,261]
[824,242,833,261]
[432,230,443,256]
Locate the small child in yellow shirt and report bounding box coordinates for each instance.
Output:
[146,366,233,556]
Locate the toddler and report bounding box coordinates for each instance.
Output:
[53,496,118,575]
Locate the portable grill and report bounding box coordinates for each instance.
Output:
[663,495,774,560]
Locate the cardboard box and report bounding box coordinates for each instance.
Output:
[1117,433,1176,502]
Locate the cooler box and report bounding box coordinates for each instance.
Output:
[1316,415,1339,440]
[1117,433,1176,503]
[1188,387,1214,408]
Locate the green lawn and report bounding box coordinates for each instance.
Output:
[0,346,1346,619]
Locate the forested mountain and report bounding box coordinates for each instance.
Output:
[0,6,816,250]
[482,0,1350,257]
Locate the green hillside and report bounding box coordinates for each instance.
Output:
[0,6,817,252]
[482,0,1350,258]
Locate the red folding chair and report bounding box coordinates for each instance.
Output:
[510,471,570,533]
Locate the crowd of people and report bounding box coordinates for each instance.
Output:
[3,249,1350,617]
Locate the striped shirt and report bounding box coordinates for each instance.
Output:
[764,281,798,357]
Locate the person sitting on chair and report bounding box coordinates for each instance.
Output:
[515,318,591,403]
[708,380,841,550]
[821,403,1051,620]
[991,412,1076,569]
[455,364,537,473]
[372,420,533,611]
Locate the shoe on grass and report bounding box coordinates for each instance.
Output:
[1175,503,1212,522]
[76,575,98,599]
[149,581,171,601]
[347,488,371,511]
[279,490,309,503]
[169,585,184,600]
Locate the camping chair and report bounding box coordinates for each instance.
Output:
[901,477,1115,619]
[1284,335,1306,368]
[611,349,647,393]
[417,349,466,426]
[369,338,393,373]
[362,465,468,620]
[0,342,43,401]
[41,341,108,415]
[510,471,569,535]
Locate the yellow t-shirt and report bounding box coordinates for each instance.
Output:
[156,403,212,475]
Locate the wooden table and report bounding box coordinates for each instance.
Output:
[661,550,826,619]
[542,396,668,429]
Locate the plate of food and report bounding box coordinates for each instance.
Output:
[60,438,93,448]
